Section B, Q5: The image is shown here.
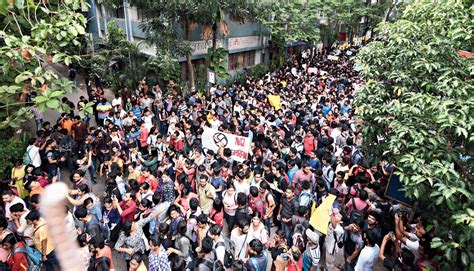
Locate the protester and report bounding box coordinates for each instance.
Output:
[4,46,440,271]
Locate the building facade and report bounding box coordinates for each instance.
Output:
[89,0,271,81]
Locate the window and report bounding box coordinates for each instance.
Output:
[228,53,240,70]
[228,51,256,71]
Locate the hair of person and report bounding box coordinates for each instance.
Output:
[149,234,161,247]
[131,252,144,263]
[275,229,286,240]
[189,198,199,211]
[167,204,180,218]
[249,239,264,255]
[121,221,133,237]
[1,233,19,246]
[77,233,88,247]
[152,191,161,205]
[25,210,40,221]
[237,219,250,230]
[140,198,152,208]
[2,190,14,197]
[77,184,90,193]
[197,214,209,225]
[83,197,94,207]
[30,194,41,204]
[236,192,247,206]
[176,219,187,237]
[251,211,263,220]
[365,229,378,246]
[158,222,169,237]
[9,203,25,213]
[89,235,105,249]
[200,174,209,181]
[401,248,415,266]
[74,206,88,219]
[359,190,369,201]
[249,186,259,197]
[259,181,270,190]
[139,182,150,191]
[212,198,223,212]
[297,206,308,217]
[209,224,222,236]
[201,236,214,254]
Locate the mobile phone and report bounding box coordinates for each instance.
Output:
[281,253,290,261]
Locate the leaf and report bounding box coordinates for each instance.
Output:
[33,96,48,103]
[68,25,78,37]
[64,56,71,66]
[52,54,62,63]
[14,0,24,9]
[46,99,60,109]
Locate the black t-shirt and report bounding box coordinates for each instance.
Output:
[383,258,417,271]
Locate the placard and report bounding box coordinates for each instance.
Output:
[208,70,216,84]
[384,173,414,206]
[307,67,318,74]
[202,126,252,162]
[328,55,339,61]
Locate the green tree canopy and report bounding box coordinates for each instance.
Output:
[355,0,473,268]
[0,0,90,129]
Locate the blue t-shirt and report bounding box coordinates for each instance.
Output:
[322,104,332,116]
[211,176,225,198]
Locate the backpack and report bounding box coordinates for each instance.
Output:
[293,231,305,252]
[350,147,363,166]
[203,258,224,271]
[298,190,313,208]
[349,197,369,224]
[86,220,110,240]
[214,237,236,268]
[23,146,33,165]
[13,244,42,271]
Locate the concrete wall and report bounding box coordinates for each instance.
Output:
[92,2,271,74]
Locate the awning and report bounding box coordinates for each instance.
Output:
[286,41,307,47]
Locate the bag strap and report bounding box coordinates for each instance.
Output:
[237,232,249,258]
[33,224,46,234]
[250,258,259,271]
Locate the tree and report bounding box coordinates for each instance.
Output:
[0,0,90,130]
[256,0,321,66]
[311,0,400,46]
[133,0,202,92]
[355,1,473,268]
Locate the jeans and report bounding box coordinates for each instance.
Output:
[44,250,60,271]
[282,222,293,246]
[264,217,272,235]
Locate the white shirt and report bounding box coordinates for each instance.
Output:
[17,211,34,246]
[325,223,344,256]
[354,245,380,271]
[28,145,42,168]
[112,97,122,107]
[231,228,249,260]
[5,197,25,220]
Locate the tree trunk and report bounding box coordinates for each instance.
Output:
[185,20,196,92]
[212,23,217,51]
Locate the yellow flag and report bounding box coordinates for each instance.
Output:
[309,194,337,235]
[268,95,281,110]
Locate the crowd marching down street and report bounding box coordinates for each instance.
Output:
[6,46,438,271]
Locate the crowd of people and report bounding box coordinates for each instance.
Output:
[3,47,439,271]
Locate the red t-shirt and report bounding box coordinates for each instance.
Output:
[119,200,137,223]
[8,243,29,271]
[209,208,224,227]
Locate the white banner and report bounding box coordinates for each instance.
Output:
[202,126,251,162]
[228,36,260,50]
